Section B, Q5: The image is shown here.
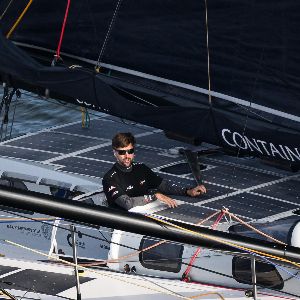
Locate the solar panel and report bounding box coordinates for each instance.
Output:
[1,116,299,223]
[156,203,217,224]
[204,193,298,219]
[7,132,100,154]
[0,265,18,276]
[252,179,300,203]
[54,157,113,178]
[2,269,92,294]
[0,146,57,161]
[201,165,280,189]
[79,145,115,161]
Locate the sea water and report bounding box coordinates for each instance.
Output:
[0,86,100,139]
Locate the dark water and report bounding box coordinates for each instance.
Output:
[0,86,103,139]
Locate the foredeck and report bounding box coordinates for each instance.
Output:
[0,116,299,225]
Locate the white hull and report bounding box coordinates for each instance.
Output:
[0,256,289,300]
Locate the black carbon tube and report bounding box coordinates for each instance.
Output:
[0,186,299,263]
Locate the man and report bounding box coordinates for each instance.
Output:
[102,132,207,210]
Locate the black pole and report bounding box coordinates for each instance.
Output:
[70,225,81,300]
[0,186,300,263]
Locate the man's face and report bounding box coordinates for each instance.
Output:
[114,143,135,168]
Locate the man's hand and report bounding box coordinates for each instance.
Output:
[186,185,207,197]
[155,193,178,208]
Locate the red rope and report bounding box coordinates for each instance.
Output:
[55,0,71,59]
[182,210,225,282]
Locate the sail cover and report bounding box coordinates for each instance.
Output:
[0,0,299,162]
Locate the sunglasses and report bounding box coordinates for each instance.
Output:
[114,148,135,155]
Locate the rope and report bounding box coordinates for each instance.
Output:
[4,240,222,300]
[189,292,225,300]
[223,47,266,195]
[6,0,33,39]
[83,212,219,266]
[80,107,90,128]
[95,0,123,70]
[2,209,298,297]
[55,0,71,60]
[182,210,225,281]
[146,215,300,269]
[83,240,166,267]
[223,210,286,245]
[81,107,85,127]
[0,0,14,20]
[0,217,58,223]
[84,210,221,267]
[0,288,17,300]
[204,0,212,104]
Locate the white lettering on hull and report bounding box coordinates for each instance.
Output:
[221,129,300,162]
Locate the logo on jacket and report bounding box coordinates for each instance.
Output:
[126,185,133,191]
[108,186,116,192]
[140,180,145,185]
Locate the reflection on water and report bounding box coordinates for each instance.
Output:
[0,86,101,139]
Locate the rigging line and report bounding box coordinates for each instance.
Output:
[114,86,158,107]
[0,217,58,222]
[0,208,139,252]
[143,276,226,300]
[85,0,99,47]
[204,0,212,105]
[95,0,123,69]
[19,286,40,300]
[182,210,225,281]
[1,239,235,280]
[234,100,272,123]
[140,277,189,300]
[223,210,286,245]
[4,240,196,300]
[0,0,14,20]
[0,206,184,258]
[84,240,166,267]
[3,240,299,299]
[0,207,127,246]
[6,0,33,39]
[2,211,288,289]
[189,292,225,300]
[224,47,266,196]
[76,210,221,267]
[120,118,137,126]
[257,254,300,282]
[18,90,159,135]
[146,215,300,269]
[55,0,71,59]
[0,289,17,300]
[0,208,297,299]
[0,207,235,276]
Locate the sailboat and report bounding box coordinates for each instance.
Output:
[0,1,300,299]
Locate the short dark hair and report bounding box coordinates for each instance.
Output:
[112,132,135,149]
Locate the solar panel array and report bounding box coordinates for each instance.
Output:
[0,116,299,225]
